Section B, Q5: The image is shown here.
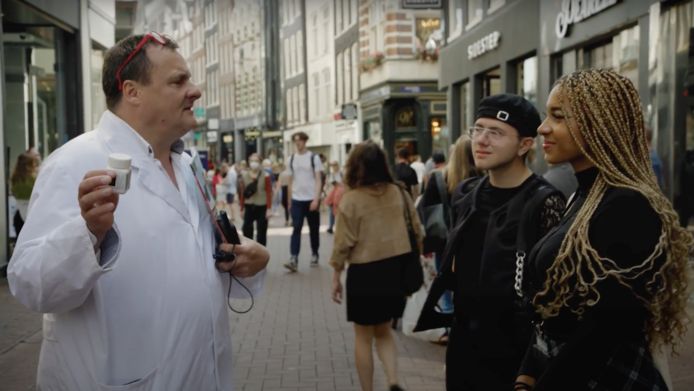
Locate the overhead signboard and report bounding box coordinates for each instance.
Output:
[402,0,442,9]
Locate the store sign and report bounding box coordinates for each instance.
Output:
[555,0,619,39]
[467,31,501,60]
[341,103,358,120]
[401,0,442,9]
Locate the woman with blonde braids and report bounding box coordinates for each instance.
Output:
[515,68,693,391]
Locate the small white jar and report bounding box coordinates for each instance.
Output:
[107,153,132,194]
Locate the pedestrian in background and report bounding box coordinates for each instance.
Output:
[330,141,423,391]
[215,162,231,213]
[240,153,272,246]
[394,147,419,198]
[418,135,480,341]
[10,150,41,236]
[516,68,693,391]
[225,162,238,221]
[278,163,291,226]
[7,33,268,389]
[410,154,426,186]
[284,131,323,272]
[325,160,343,234]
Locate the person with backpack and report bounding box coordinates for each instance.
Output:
[417,136,480,344]
[284,131,324,272]
[239,153,272,246]
[418,94,565,390]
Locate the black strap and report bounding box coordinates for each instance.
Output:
[398,186,418,252]
[514,184,562,299]
[433,171,451,227]
[290,152,317,173]
[516,184,559,253]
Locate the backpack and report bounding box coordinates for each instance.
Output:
[416,171,451,253]
[413,176,563,332]
[290,152,325,190]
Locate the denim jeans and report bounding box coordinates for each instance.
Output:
[328,208,335,230]
[435,252,453,313]
[290,200,320,257]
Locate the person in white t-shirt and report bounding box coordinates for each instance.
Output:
[284,131,323,272]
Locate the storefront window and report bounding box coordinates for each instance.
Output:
[578,24,640,90]
[430,117,449,156]
[516,56,538,105]
[480,67,501,100]
[447,0,464,41]
[467,0,483,28]
[459,80,470,127]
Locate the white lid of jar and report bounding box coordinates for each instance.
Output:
[108,153,132,170]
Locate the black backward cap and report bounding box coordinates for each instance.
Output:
[476,93,541,138]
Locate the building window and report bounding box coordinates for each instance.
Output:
[516,56,538,105]
[467,0,483,29]
[342,0,350,30]
[323,5,330,54]
[351,42,359,101]
[336,52,344,105]
[350,0,358,26]
[299,84,306,124]
[344,47,352,102]
[313,72,321,117]
[297,31,304,73]
[448,0,464,41]
[460,80,470,127]
[312,13,319,56]
[489,0,505,13]
[336,0,343,34]
[479,67,501,99]
[322,68,331,115]
[369,2,384,53]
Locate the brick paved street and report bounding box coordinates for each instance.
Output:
[1,213,693,390]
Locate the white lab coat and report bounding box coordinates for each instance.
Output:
[8,111,265,390]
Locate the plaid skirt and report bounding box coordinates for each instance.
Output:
[531,329,668,391]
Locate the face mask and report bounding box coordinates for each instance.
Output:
[250,161,260,170]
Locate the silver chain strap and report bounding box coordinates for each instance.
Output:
[514,250,526,298]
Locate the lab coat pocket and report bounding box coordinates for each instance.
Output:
[97,367,157,391]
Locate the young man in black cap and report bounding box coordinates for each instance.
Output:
[428,94,566,390]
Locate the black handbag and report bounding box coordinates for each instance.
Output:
[243,172,261,198]
[417,171,450,253]
[398,187,424,296]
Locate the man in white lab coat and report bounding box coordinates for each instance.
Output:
[8,33,269,390]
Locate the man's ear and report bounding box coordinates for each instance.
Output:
[121,81,140,106]
[518,137,535,157]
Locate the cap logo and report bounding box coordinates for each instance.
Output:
[496,110,509,121]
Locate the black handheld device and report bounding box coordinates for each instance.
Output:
[217,211,241,245]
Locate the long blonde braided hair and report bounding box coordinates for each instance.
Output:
[534,69,693,348]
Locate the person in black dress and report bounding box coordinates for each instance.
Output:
[330,142,424,391]
[515,69,693,391]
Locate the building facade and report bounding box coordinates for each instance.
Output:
[439,0,694,222]
[358,0,447,162]
[279,0,310,160]
[332,0,361,165]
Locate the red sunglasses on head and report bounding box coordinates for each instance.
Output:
[116,32,168,91]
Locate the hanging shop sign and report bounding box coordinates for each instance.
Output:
[467,31,501,60]
[555,0,619,39]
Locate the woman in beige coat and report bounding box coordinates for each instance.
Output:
[330,141,424,391]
